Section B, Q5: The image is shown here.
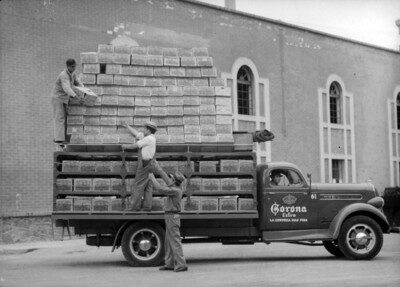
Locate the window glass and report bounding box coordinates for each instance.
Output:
[237,66,253,115]
[397,94,400,129]
[267,169,304,187]
[329,81,342,124]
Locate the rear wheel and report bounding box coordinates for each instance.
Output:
[338,215,383,260]
[322,240,344,257]
[121,222,165,267]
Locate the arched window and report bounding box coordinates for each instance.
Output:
[397,93,400,129]
[237,66,253,115]
[329,81,342,124]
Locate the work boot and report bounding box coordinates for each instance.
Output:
[159,266,174,271]
[174,266,188,272]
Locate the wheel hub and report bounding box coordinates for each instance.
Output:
[355,232,368,246]
[139,239,151,251]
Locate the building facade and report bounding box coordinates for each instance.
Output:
[1,0,399,241]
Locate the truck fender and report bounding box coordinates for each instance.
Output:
[111,221,131,252]
[329,202,389,239]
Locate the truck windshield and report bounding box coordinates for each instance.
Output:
[267,169,305,187]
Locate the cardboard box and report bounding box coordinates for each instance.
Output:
[238,198,256,211]
[202,178,220,192]
[55,179,73,192]
[74,178,92,191]
[200,197,218,211]
[219,197,238,211]
[92,197,111,212]
[73,197,92,212]
[111,178,123,192]
[111,198,123,211]
[239,179,254,191]
[181,197,200,212]
[62,161,81,172]
[72,86,99,106]
[187,178,201,193]
[55,198,73,212]
[95,161,112,173]
[93,178,110,191]
[199,161,218,172]
[80,161,96,172]
[220,160,239,172]
[239,160,254,172]
[221,178,239,191]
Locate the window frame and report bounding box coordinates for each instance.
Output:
[237,65,254,116]
[329,81,342,124]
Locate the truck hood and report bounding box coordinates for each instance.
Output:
[311,182,375,193]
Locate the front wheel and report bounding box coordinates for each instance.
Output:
[121,222,165,267]
[338,215,383,260]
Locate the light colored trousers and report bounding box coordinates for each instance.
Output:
[131,157,172,210]
[164,213,186,269]
[52,98,67,142]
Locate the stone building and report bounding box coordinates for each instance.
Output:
[1,0,399,242]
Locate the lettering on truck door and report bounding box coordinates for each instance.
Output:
[263,168,318,230]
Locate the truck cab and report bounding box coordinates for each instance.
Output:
[257,162,389,260]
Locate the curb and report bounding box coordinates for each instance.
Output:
[0,239,85,255]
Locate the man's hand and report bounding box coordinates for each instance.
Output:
[120,121,128,128]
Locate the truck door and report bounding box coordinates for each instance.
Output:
[261,168,318,231]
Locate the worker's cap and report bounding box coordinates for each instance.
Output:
[271,170,283,177]
[169,171,186,185]
[144,121,157,131]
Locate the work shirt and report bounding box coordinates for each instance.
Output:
[158,186,182,213]
[136,132,156,160]
[53,69,83,104]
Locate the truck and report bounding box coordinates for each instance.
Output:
[52,143,389,266]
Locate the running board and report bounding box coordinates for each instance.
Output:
[262,229,332,242]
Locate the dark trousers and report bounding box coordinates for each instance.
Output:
[164,213,186,269]
[131,158,172,210]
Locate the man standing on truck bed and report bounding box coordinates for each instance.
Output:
[149,171,188,272]
[121,121,173,211]
[52,58,84,144]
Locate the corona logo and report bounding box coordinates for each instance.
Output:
[270,202,307,216]
[283,194,297,205]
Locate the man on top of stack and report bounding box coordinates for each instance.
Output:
[121,121,173,211]
[52,58,84,144]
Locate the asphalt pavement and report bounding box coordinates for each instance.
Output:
[0,234,399,287]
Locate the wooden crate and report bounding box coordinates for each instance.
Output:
[62,160,81,172]
[221,178,238,191]
[74,178,92,191]
[55,198,73,211]
[181,197,201,212]
[220,160,239,172]
[92,197,111,212]
[202,178,220,192]
[200,197,218,211]
[219,197,238,211]
[93,178,111,191]
[56,179,73,192]
[238,198,256,210]
[73,197,92,212]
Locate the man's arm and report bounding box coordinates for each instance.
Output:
[121,143,139,151]
[60,73,78,98]
[121,121,141,138]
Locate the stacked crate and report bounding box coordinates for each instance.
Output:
[67,44,234,144]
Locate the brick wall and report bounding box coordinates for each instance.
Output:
[1,0,400,222]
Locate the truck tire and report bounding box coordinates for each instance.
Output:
[338,215,383,260]
[322,240,344,257]
[121,222,165,267]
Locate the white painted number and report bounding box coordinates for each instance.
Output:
[311,194,317,200]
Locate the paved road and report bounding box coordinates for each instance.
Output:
[0,234,399,287]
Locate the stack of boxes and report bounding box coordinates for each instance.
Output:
[67,44,234,144]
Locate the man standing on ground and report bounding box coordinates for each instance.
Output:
[149,171,188,272]
[121,121,173,211]
[52,59,84,143]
